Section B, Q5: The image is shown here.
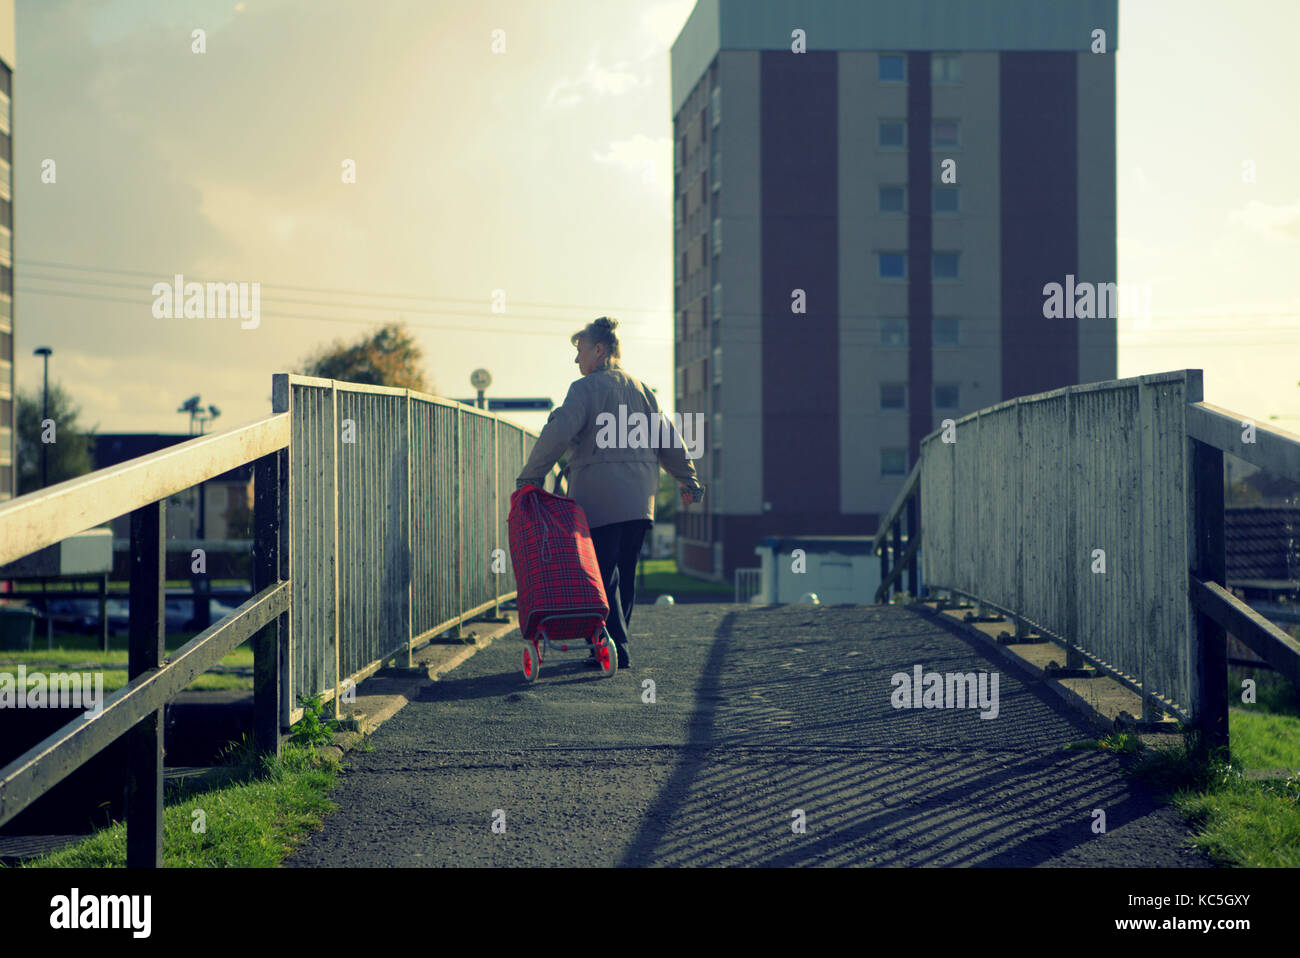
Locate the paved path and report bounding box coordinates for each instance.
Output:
[285,604,1214,867]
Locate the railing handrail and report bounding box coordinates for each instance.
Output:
[0,412,289,568]
[279,373,536,433]
[1187,400,1300,481]
[873,459,922,554]
[913,370,1199,449]
[0,582,290,827]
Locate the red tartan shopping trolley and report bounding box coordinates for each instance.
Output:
[507,484,617,681]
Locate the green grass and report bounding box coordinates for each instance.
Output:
[1,635,255,692]
[638,559,732,598]
[1124,731,1300,867]
[10,579,250,592]
[1064,670,1300,867]
[1228,707,1300,771]
[14,744,340,868]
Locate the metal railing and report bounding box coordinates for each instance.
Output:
[276,374,548,721]
[874,369,1300,752]
[0,374,548,865]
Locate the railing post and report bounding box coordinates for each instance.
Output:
[1138,381,1159,721]
[126,500,165,869]
[454,405,463,639]
[1013,398,1028,640]
[252,451,282,760]
[493,416,501,619]
[272,373,295,731]
[905,490,919,597]
[878,536,889,603]
[396,390,413,668]
[891,520,903,599]
[1064,387,1084,670]
[1191,437,1229,757]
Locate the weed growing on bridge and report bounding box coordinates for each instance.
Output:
[292,694,342,748]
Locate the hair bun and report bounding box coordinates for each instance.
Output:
[595,316,616,330]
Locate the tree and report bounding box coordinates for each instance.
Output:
[15,383,97,495]
[297,321,432,392]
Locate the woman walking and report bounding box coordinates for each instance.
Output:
[516,317,705,669]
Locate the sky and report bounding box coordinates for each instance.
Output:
[12,0,1300,438]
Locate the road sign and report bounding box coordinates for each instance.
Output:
[470,368,492,390]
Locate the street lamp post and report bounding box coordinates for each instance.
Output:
[177,397,221,630]
[33,347,52,488]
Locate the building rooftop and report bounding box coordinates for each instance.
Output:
[672,0,1119,113]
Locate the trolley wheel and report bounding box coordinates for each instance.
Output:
[598,628,618,678]
[522,642,540,682]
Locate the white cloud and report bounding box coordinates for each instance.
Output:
[1227,199,1300,243]
[592,135,673,194]
[545,44,650,109]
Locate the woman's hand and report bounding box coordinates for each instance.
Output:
[680,485,703,506]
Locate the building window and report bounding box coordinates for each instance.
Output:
[711,218,722,254]
[932,252,960,280]
[933,187,959,214]
[878,120,906,149]
[932,54,961,84]
[878,252,906,279]
[880,382,906,410]
[711,151,721,189]
[882,448,907,477]
[933,317,960,347]
[712,412,722,447]
[711,86,721,126]
[712,283,722,321]
[932,120,960,147]
[879,186,906,213]
[935,383,960,410]
[878,54,905,82]
[712,346,722,384]
[880,318,907,347]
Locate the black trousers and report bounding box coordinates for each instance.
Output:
[589,519,651,652]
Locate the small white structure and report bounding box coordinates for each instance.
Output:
[752,536,886,605]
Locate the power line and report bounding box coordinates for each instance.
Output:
[22,269,1300,335]
[16,258,670,318]
[20,257,1300,326]
[21,285,1300,349]
[14,285,675,341]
